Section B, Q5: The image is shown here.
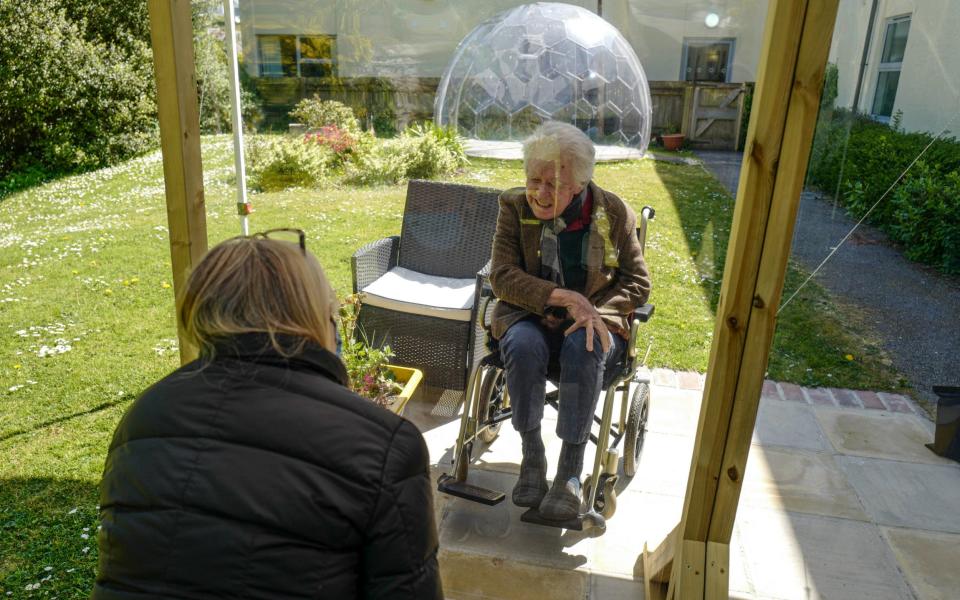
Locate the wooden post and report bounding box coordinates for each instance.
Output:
[148,0,208,363]
[640,0,839,598]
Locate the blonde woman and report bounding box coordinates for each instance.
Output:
[93,231,442,600]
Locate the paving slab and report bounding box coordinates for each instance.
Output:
[587,572,647,600]
[407,376,960,599]
[644,384,702,437]
[439,548,589,600]
[814,407,951,465]
[752,398,831,452]
[735,507,914,600]
[882,526,960,600]
[627,431,696,497]
[836,455,960,534]
[589,489,754,596]
[740,447,868,521]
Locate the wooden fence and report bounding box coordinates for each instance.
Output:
[255,77,751,150]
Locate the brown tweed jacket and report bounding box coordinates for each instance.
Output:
[489,181,651,340]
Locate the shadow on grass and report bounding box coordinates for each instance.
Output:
[0,477,100,596]
[651,158,731,315]
[0,168,72,202]
[0,399,129,444]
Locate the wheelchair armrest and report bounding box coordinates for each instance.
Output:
[475,260,494,298]
[351,236,399,293]
[633,303,655,323]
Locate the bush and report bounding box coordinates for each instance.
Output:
[404,123,468,178]
[344,137,418,185]
[306,125,357,160]
[192,0,232,134]
[888,162,960,273]
[345,124,467,185]
[289,97,360,134]
[807,109,960,273]
[0,0,157,177]
[246,135,335,192]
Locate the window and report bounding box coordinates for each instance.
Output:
[257,34,336,78]
[871,15,910,119]
[298,36,336,78]
[682,39,734,83]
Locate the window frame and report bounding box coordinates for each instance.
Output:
[680,38,736,83]
[256,33,337,79]
[870,14,911,121]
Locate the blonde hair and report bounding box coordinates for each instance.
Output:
[178,237,337,359]
[522,121,596,186]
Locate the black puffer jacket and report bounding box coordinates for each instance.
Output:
[92,334,442,599]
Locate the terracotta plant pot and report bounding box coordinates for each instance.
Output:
[661,133,685,151]
[384,364,424,416]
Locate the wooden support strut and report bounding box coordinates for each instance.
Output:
[638,1,840,598]
[147,0,208,364]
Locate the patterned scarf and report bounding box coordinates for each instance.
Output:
[539,187,589,286]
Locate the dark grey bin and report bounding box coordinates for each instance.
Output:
[929,386,960,461]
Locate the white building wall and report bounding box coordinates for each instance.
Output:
[604,0,767,82]
[830,0,960,134]
[240,0,767,82]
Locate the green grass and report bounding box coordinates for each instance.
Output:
[0,136,903,596]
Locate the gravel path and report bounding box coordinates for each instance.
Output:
[696,150,960,412]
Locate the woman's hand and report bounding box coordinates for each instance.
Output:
[547,289,611,353]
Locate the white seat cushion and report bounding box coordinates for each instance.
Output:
[361,267,476,322]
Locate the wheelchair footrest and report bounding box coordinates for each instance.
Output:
[437,474,505,506]
[520,508,583,531]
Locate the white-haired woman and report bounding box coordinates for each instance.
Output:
[93,231,442,599]
[489,122,651,521]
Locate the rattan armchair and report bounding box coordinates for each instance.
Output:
[351,179,502,390]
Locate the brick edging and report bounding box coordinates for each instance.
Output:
[650,368,920,416]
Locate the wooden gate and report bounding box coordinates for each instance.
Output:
[683,83,747,150]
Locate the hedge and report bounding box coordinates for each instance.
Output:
[807,109,960,274]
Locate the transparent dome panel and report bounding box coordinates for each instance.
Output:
[435,2,652,151]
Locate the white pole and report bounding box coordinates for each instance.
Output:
[223,0,251,235]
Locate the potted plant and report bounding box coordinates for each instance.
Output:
[338,294,423,415]
[660,123,685,151]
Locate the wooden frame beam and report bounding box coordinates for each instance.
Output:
[642,1,839,598]
[148,0,208,364]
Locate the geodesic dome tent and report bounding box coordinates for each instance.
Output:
[434,2,652,151]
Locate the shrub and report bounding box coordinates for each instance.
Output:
[404,123,468,178]
[246,135,334,192]
[807,109,960,274]
[344,124,467,185]
[344,137,418,185]
[373,112,398,137]
[289,97,360,134]
[306,125,357,158]
[888,162,960,273]
[192,0,233,134]
[0,0,157,178]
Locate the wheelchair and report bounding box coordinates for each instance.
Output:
[438,206,656,533]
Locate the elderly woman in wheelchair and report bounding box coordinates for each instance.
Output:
[439,121,654,531]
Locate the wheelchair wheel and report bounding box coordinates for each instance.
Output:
[477,366,505,444]
[623,382,650,478]
[583,473,618,519]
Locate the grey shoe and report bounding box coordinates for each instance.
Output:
[512,454,548,507]
[538,476,581,521]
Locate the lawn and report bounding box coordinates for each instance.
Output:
[0,136,902,596]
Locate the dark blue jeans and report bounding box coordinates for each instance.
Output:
[500,317,627,444]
